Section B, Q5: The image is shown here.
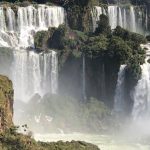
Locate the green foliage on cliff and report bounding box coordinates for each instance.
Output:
[34,13,146,80]
[82,35,108,58]
[107,36,132,63]
[95,14,111,36]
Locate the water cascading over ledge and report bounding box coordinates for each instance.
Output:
[0,4,65,102]
[132,43,150,120]
[114,65,126,114]
[92,5,148,34]
[0,5,65,48]
[13,50,58,102]
[113,43,150,120]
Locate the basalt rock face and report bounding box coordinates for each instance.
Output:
[0,75,13,132]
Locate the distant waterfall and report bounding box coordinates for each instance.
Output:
[108,6,118,30]
[114,65,126,113]
[92,5,147,34]
[132,44,150,120]
[130,6,136,32]
[91,6,106,31]
[0,5,65,48]
[82,54,86,100]
[118,7,123,27]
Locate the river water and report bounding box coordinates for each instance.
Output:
[34,133,150,150]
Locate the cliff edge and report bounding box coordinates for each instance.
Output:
[0,75,13,132]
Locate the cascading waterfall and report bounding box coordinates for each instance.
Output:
[114,65,126,113]
[130,6,136,32]
[108,6,118,30]
[123,8,127,29]
[132,44,150,120]
[50,51,58,94]
[13,50,58,102]
[0,5,65,102]
[0,5,65,48]
[118,7,123,27]
[92,5,147,34]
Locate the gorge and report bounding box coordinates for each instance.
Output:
[0,0,150,149]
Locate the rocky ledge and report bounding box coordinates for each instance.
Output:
[0,75,13,133]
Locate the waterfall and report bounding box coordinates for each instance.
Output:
[50,51,58,94]
[12,50,58,102]
[114,65,126,113]
[93,5,146,34]
[0,5,64,102]
[82,54,86,100]
[0,5,65,48]
[132,44,150,120]
[108,6,118,30]
[123,8,127,29]
[130,6,136,32]
[118,7,123,27]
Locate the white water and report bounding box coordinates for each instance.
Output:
[108,6,118,30]
[0,5,64,102]
[34,133,150,150]
[130,6,136,32]
[12,50,58,102]
[132,44,150,120]
[0,5,65,48]
[114,65,126,113]
[93,5,147,34]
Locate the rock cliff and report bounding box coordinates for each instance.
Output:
[0,75,13,132]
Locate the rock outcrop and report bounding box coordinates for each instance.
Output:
[0,75,13,132]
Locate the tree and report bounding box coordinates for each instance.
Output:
[95,14,111,36]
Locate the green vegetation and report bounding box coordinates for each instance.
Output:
[0,75,13,133]
[34,13,146,81]
[34,27,56,50]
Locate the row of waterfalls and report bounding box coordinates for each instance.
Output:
[0,3,149,122]
[0,5,64,103]
[92,5,148,34]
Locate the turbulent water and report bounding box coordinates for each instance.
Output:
[92,5,148,34]
[34,134,150,150]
